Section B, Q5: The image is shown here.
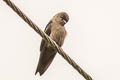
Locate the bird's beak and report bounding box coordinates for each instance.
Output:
[63,19,67,24]
[64,15,69,23]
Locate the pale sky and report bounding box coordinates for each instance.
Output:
[0,0,120,80]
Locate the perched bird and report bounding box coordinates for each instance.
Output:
[35,12,69,76]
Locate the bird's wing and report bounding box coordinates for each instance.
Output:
[35,20,56,75]
[40,20,52,51]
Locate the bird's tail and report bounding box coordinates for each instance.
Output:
[35,64,44,75]
[35,48,56,76]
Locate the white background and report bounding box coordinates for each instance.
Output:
[0,0,120,80]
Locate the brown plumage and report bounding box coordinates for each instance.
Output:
[35,12,69,76]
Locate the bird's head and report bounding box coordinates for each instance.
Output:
[52,12,69,26]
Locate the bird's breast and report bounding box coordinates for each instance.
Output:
[50,26,67,47]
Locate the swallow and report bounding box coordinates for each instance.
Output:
[35,12,69,76]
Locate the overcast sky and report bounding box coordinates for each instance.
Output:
[0,0,120,80]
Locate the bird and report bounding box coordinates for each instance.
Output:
[35,12,69,76]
